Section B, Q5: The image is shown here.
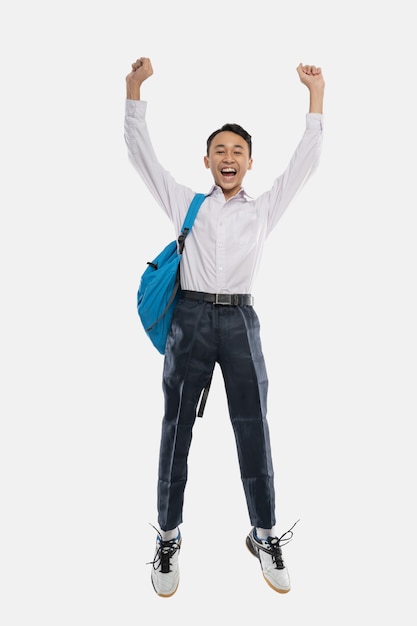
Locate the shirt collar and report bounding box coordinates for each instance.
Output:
[206,184,253,201]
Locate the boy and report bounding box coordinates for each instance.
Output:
[124,57,324,597]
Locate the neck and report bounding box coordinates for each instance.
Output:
[222,186,242,200]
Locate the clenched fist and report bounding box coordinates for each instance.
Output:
[126,57,154,100]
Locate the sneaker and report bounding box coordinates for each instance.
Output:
[246,522,298,593]
[149,528,181,597]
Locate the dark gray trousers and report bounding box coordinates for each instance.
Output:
[157,296,276,531]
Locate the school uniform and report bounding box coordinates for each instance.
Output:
[124,100,323,531]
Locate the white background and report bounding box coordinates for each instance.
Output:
[1,0,416,623]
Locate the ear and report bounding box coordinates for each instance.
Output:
[203,155,210,169]
[248,158,253,171]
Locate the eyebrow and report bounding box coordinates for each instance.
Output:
[213,143,245,150]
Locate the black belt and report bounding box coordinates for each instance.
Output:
[181,290,254,306]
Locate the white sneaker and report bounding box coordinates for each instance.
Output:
[246,525,296,593]
[150,530,181,597]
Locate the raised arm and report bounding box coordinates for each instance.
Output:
[296,63,325,114]
[126,57,154,100]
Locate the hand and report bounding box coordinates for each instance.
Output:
[126,57,153,99]
[296,63,325,91]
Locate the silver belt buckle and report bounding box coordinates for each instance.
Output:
[215,293,232,305]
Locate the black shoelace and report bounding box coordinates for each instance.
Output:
[147,524,181,573]
[259,519,300,569]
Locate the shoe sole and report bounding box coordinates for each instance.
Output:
[246,535,291,594]
[151,576,180,598]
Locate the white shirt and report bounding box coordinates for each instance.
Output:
[124,100,323,294]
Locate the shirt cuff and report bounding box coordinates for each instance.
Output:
[125,99,147,119]
[306,112,323,129]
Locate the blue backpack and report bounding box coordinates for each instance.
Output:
[137,193,206,355]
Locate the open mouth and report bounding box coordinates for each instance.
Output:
[221,167,237,179]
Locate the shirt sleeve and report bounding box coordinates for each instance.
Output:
[260,113,324,234]
[124,100,195,227]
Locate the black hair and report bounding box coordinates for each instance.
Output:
[206,123,252,158]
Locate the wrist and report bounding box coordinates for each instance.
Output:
[308,83,325,95]
[308,85,324,114]
[126,82,140,100]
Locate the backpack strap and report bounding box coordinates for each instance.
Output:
[182,193,206,230]
[177,193,212,417]
[197,374,213,418]
[178,193,206,253]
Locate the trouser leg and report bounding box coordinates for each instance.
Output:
[157,299,216,531]
[217,305,276,529]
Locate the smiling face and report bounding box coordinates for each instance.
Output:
[204,131,253,200]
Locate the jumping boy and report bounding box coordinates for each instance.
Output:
[124,57,325,597]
